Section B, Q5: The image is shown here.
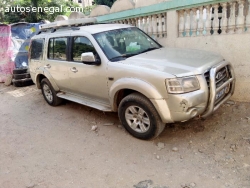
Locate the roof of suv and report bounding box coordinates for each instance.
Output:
[33,24,133,38]
[77,24,133,34]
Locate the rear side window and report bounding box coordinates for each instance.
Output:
[30,39,44,60]
[48,37,68,61]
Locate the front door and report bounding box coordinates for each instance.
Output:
[67,36,109,104]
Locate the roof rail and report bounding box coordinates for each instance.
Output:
[39,17,97,30]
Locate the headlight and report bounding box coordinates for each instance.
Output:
[166,76,200,94]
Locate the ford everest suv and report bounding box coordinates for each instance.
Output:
[29,18,235,140]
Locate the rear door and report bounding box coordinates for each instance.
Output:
[45,34,72,91]
[29,38,45,81]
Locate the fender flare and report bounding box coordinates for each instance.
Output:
[109,77,164,110]
[35,68,59,91]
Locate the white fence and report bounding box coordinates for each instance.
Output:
[113,13,167,38]
[178,0,250,37]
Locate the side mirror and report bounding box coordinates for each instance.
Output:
[81,52,101,65]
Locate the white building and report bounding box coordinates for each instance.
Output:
[71,0,94,7]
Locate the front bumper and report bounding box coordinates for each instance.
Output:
[151,89,208,123]
[151,61,235,123]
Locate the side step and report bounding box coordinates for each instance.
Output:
[57,92,112,112]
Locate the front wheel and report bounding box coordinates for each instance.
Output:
[41,78,62,106]
[118,93,165,140]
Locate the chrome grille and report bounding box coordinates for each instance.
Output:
[215,65,231,88]
[204,65,232,90]
[215,65,232,104]
[204,65,232,104]
[204,71,210,89]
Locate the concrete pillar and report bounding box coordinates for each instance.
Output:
[198,6,204,36]
[205,5,212,36]
[179,10,185,37]
[191,8,197,37]
[246,0,250,32]
[185,9,191,37]
[228,2,236,34]
[221,3,228,34]
[166,10,178,47]
[213,4,220,35]
[236,0,245,33]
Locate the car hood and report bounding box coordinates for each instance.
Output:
[124,47,224,77]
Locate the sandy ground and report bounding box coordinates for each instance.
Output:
[0,84,249,188]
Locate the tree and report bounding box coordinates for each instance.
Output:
[0,0,12,23]
[94,0,116,7]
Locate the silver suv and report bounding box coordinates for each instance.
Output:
[29,21,235,140]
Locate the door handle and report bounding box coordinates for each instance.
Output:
[70,67,78,73]
[44,64,51,69]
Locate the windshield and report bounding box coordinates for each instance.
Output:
[93,27,162,61]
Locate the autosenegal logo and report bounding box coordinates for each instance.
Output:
[4,5,84,14]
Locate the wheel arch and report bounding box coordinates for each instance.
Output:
[35,74,46,89]
[110,78,164,112]
[35,70,59,91]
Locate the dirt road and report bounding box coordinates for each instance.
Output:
[0,84,249,188]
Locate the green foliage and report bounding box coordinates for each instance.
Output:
[3,0,82,23]
[82,5,96,16]
[73,43,95,59]
[93,0,116,7]
[0,0,12,22]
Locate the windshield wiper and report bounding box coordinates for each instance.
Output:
[140,47,160,54]
[109,56,126,61]
[124,53,138,58]
[109,53,137,61]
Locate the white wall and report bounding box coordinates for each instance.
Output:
[165,10,250,102]
[82,0,93,7]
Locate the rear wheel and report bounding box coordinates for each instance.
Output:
[118,93,165,140]
[41,78,62,106]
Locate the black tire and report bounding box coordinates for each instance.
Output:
[12,78,34,87]
[13,73,31,80]
[13,68,28,74]
[118,93,165,140]
[41,78,62,106]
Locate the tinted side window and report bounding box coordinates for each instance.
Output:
[30,39,44,60]
[72,36,96,62]
[48,37,67,61]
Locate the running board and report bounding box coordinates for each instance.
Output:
[57,92,112,112]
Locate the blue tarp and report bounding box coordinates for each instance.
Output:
[11,23,40,68]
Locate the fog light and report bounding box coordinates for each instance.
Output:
[190,109,198,118]
[225,85,230,94]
